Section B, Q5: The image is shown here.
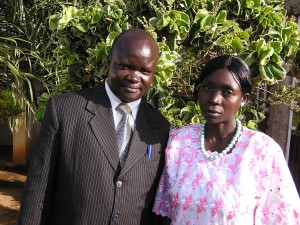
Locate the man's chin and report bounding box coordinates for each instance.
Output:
[119,93,143,103]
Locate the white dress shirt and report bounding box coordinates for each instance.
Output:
[105,80,141,130]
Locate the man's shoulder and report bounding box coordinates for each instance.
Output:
[142,101,170,126]
[51,85,103,104]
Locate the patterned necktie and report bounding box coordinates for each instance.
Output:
[116,103,132,168]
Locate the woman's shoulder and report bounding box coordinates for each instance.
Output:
[170,123,202,136]
[241,126,282,152]
[242,126,276,141]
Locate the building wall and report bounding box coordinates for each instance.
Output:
[266,76,295,156]
[0,122,13,146]
[285,0,300,16]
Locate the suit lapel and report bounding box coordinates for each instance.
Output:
[86,84,119,171]
[120,100,156,176]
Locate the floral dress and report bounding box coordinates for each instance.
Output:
[153,124,300,225]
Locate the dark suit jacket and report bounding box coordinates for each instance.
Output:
[18,84,170,225]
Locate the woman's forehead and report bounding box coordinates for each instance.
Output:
[203,69,241,88]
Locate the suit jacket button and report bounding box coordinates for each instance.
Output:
[116,180,123,187]
[112,213,120,220]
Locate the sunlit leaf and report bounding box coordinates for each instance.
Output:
[49,15,58,31]
[75,22,88,32]
[214,35,227,46]
[194,9,209,23]
[266,61,285,80]
[216,11,226,24]
[232,38,243,52]
[259,46,274,65]
[200,15,213,30]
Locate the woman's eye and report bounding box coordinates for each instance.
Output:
[223,90,233,96]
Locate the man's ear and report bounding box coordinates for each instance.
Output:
[107,56,111,66]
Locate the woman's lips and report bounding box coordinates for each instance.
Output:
[204,109,221,117]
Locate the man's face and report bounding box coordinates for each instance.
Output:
[107,37,159,103]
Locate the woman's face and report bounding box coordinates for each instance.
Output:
[198,68,247,123]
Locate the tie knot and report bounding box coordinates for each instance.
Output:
[116,103,132,115]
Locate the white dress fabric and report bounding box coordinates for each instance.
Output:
[153,124,300,225]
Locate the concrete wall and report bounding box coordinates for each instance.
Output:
[12,107,41,165]
[266,76,295,157]
[0,122,13,146]
[285,0,300,16]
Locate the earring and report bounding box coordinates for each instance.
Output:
[241,102,245,107]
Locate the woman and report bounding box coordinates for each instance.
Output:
[153,55,300,224]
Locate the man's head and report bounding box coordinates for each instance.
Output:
[107,28,160,103]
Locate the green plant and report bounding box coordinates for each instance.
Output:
[1,0,300,129]
[265,80,300,112]
[0,89,24,123]
[0,0,70,127]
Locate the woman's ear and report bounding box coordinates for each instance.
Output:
[241,93,250,107]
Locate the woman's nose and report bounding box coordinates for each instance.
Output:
[208,90,222,104]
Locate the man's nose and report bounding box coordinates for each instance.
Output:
[127,70,142,82]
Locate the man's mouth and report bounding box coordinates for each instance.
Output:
[122,84,140,93]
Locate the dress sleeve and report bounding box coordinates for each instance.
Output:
[255,139,300,225]
[153,129,178,219]
[153,167,172,218]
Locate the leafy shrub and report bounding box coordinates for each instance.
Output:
[0,90,24,123]
[1,0,300,129]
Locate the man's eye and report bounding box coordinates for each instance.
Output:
[203,86,211,91]
[119,64,129,70]
[141,69,151,75]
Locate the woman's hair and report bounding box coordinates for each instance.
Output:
[199,55,253,95]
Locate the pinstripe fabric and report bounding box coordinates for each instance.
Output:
[18,84,170,225]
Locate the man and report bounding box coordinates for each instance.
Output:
[18,28,171,225]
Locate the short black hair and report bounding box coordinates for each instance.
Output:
[110,28,158,56]
[199,55,253,95]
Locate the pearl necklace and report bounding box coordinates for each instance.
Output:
[200,118,242,160]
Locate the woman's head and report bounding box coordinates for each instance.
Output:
[199,55,253,95]
[198,55,252,123]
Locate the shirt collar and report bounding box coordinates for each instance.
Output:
[105,80,141,119]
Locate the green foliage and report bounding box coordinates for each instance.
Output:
[237,97,266,130]
[0,89,24,123]
[1,0,300,128]
[0,0,70,127]
[267,80,300,112]
[159,98,204,128]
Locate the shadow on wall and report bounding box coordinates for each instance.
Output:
[288,133,300,195]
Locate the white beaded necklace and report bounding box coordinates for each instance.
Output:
[200,118,242,161]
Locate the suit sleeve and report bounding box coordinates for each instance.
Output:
[18,97,60,225]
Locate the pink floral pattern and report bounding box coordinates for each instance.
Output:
[153,124,300,225]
